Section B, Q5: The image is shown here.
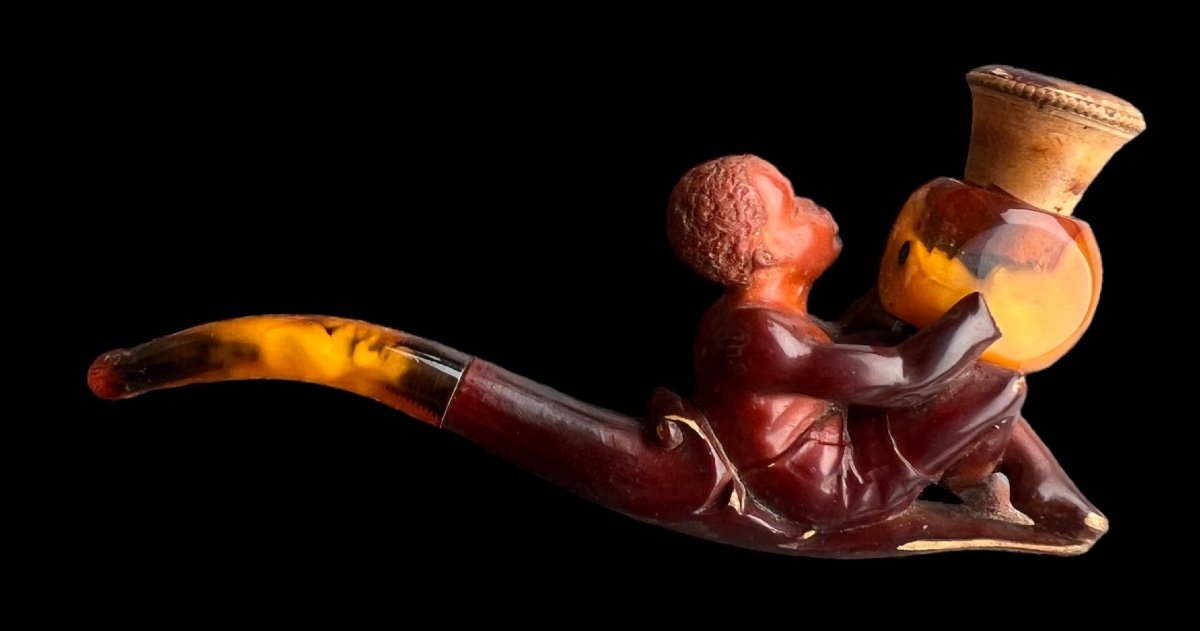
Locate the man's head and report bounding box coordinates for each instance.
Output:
[667,155,840,287]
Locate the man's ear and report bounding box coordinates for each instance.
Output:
[753,248,777,268]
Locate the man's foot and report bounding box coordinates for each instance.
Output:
[1008,477,1109,543]
[999,420,1107,544]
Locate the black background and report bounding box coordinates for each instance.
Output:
[61,30,1172,613]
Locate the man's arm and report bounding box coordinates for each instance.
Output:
[723,293,999,407]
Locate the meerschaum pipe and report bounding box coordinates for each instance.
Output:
[90,65,1136,558]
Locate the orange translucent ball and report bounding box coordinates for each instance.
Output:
[878,178,1102,373]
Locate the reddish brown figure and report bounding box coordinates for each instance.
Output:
[655,155,1105,553]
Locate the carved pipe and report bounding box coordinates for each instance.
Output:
[89,65,1138,558]
[86,306,1100,558]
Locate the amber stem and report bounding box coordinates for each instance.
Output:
[88,316,469,425]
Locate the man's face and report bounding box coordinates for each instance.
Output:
[753,168,841,276]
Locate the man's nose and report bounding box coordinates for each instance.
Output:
[809,201,838,232]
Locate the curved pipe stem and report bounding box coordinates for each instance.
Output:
[87,315,1099,557]
[89,315,733,525]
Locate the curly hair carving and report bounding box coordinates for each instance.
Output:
[666,155,778,287]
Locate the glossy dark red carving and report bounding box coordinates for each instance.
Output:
[441,155,1105,556]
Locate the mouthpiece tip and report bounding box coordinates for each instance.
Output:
[88,350,129,400]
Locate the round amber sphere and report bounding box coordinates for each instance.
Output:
[878,178,1102,373]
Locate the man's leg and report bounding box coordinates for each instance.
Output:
[882,360,1104,542]
[783,366,1027,530]
[882,363,1025,482]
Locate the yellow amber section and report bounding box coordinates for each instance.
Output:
[207,317,416,385]
[878,179,1102,373]
[89,315,468,425]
